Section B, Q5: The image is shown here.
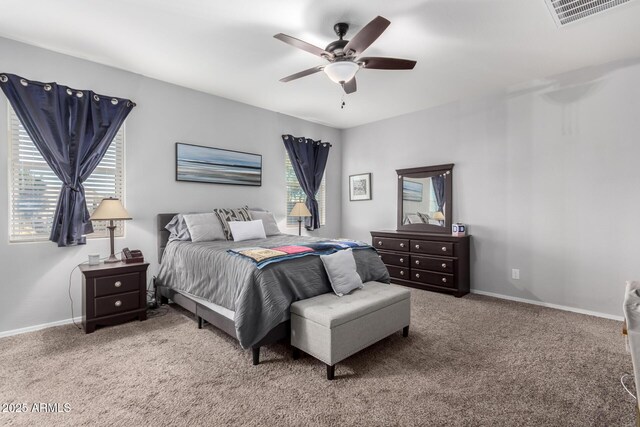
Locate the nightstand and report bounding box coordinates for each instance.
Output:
[80,261,149,333]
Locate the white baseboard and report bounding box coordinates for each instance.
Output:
[471,289,624,321]
[0,316,83,339]
[0,291,622,339]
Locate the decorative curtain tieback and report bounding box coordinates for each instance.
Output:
[64,183,81,192]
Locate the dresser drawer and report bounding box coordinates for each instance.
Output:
[386,265,410,280]
[94,273,140,297]
[411,255,454,273]
[94,291,140,317]
[380,252,409,267]
[373,237,409,252]
[411,240,454,256]
[411,269,455,289]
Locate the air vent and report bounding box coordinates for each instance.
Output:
[544,0,634,26]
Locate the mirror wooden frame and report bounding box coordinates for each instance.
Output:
[396,164,454,234]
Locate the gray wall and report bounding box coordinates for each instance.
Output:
[341,59,640,318]
[0,38,342,335]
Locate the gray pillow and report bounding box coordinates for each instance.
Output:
[249,210,281,236]
[320,249,364,297]
[183,213,226,242]
[165,214,191,241]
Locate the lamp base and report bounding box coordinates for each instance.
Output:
[104,253,120,264]
[104,223,119,263]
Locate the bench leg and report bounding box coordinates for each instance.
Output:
[403,325,409,337]
[252,347,260,366]
[292,347,301,360]
[326,364,335,380]
[197,316,204,329]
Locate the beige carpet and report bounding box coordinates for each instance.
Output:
[0,290,635,426]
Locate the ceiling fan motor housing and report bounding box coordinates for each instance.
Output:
[325,39,349,56]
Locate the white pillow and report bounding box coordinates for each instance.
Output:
[228,220,267,242]
[249,210,281,236]
[183,213,225,243]
[320,249,363,297]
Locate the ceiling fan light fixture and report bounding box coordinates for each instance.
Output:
[323,61,360,84]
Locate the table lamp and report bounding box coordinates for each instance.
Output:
[289,202,311,236]
[432,211,445,225]
[90,197,132,263]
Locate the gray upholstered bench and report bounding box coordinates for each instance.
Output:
[290,281,411,380]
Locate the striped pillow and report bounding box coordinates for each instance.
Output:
[417,212,430,224]
[213,207,252,240]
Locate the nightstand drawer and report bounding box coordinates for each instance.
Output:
[94,291,140,317]
[380,252,409,267]
[411,255,454,273]
[94,273,140,297]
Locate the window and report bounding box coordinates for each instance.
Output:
[8,106,125,242]
[285,153,325,227]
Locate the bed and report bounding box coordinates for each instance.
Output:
[153,213,390,365]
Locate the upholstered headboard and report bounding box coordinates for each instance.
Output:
[157,213,177,263]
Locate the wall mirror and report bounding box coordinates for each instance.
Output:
[397,164,453,234]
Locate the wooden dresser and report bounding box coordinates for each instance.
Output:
[80,261,149,333]
[370,230,470,297]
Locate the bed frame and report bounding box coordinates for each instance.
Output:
[153,213,289,365]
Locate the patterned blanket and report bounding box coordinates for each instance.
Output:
[228,239,374,269]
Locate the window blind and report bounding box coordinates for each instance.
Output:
[8,106,125,242]
[285,153,326,227]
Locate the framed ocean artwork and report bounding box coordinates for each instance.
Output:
[402,179,423,202]
[175,143,262,186]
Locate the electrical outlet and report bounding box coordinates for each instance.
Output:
[512,269,520,280]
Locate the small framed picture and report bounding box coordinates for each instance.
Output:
[349,173,372,201]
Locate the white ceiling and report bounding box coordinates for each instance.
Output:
[1,0,639,129]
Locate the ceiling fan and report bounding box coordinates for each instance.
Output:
[274,16,417,94]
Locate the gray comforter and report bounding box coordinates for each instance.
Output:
[156,234,390,349]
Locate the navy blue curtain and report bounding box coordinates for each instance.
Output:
[282,134,331,230]
[432,175,446,213]
[0,73,135,246]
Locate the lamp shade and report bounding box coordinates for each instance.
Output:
[323,61,360,84]
[289,202,311,217]
[432,211,445,221]
[90,197,132,221]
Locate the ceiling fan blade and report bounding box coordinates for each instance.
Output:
[343,16,391,56]
[279,66,324,83]
[360,57,417,70]
[274,33,332,58]
[342,77,357,94]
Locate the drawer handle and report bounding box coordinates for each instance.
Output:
[399,243,405,248]
[415,260,420,265]
[400,270,405,276]
[415,273,420,279]
[415,244,420,249]
[399,258,404,263]
[378,255,382,258]
[114,281,122,288]
[442,278,447,283]
[114,300,122,307]
[441,246,447,252]
[442,263,447,268]
[378,241,383,246]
